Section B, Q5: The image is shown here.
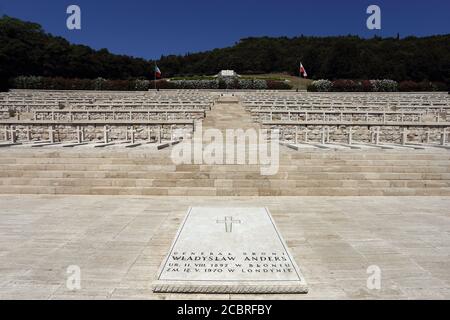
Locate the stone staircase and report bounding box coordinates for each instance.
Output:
[0,95,449,196]
[0,148,450,196]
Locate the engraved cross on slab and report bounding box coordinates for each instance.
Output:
[216,216,241,233]
[153,207,308,294]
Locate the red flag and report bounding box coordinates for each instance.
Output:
[299,62,307,78]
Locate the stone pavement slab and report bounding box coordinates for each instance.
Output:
[0,195,449,299]
[153,207,308,293]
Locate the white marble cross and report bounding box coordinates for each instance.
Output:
[104,125,110,144]
[402,127,409,146]
[302,128,309,143]
[9,126,17,143]
[216,216,241,233]
[76,126,84,143]
[374,127,381,145]
[48,125,55,143]
[128,126,137,144]
[441,128,448,146]
[25,126,32,142]
[153,207,308,293]
[347,127,354,145]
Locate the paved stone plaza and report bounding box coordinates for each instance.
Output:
[1,195,449,299]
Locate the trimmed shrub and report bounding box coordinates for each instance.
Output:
[431,82,448,91]
[361,80,373,92]
[399,81,420,92]
[332,80,362,92]
[307,79,332,92]
[371,79,398,92]
[134,79,150,91]
[399,80,448,92]
[13,76,44,89]
[266,80,292,90]
[11,76,292,91]
[169,79,286,90]
[170,80,219,89]
[308,79,398,92]
[12,76,153,91]
[150,80,177,90]
[93,77,107,90]
[253,79,268,90]
[419,81,435,91]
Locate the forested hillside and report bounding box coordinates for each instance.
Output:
[1,15,449,91]
[159,35,450,84]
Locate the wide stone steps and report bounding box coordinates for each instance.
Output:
[1,177,449,187]
[1,164,450,175]
[1,150,450,160]
[0,185,448,196]
[1,168,450,177]
[0,149,450,195]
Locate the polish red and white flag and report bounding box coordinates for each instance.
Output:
[299,62,307,78]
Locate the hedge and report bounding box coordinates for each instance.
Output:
[308,79,398,92]
[398,81,448,92]
[11,77,152,91]
[11,76,292,91]
[308,79,448,92]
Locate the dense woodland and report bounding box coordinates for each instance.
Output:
[1,16,449,91]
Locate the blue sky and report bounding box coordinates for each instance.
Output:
[1,0,449,59]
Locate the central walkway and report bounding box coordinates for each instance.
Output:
[202,95,258,130]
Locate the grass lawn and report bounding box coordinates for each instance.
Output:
[243,73,312,90]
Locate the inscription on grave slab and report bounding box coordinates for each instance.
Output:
[152,207,308,293]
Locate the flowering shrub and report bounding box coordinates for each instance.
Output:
[170,80,219,89]
[93,77,107,90]
[223,78,239,89]
[13,76,44,89]
[307,79,332,92]
[170,79,285,90]
[237,79,254,90]
[12,76,153,91]
[134,79,150,91]
[308,79,398,92]
[361,80,373,92]
[253,79,268,89]
[370,79,398,92]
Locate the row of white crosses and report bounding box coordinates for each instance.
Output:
[286,127,357,145]
[33,109,206,121]
[2,124,189,145]
[242,92,450,106]
[100,125,164,145]
[3,125,54,144]
[284,126,449,146]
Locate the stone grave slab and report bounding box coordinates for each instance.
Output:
[152,207,308,294]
